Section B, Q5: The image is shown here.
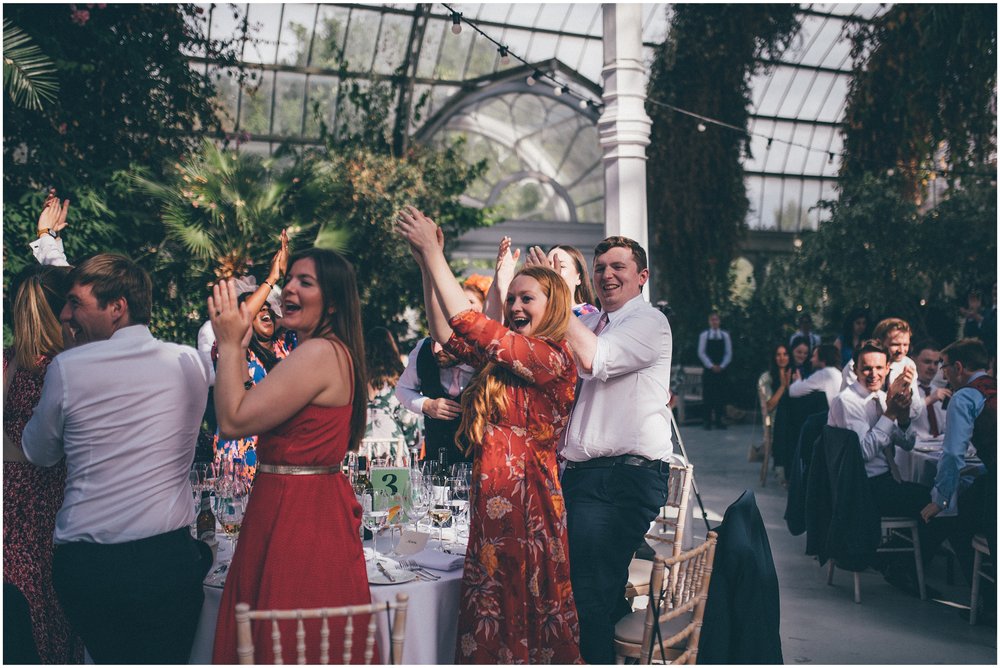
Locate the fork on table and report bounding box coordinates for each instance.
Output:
[396,558,441,581]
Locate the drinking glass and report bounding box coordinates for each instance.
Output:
[362,490,390,565]
[408,475,434,533]
[449,476,470,539]
[429,485,453,550]
[218,495,246,552]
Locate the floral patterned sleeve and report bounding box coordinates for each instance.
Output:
[446,310,576,390]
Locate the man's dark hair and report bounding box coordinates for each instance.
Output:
[910,338,941,358]
[941,338,989,371]
[816,343,841,369]
[593,236,647,272]
[854,338,887,368]
[70,253,152,325]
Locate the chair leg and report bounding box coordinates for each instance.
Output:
[911,529,926,601]
[827,560,835,585]
[853,571,862,604]
[970,550,983,626]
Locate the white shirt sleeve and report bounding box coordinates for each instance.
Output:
[21,358,67,467]
[697,330,711,368]
[395,342,428,416]
[587,310,670,383]
[29,236,70,267]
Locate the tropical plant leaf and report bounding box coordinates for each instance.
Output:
[3,18,58,110]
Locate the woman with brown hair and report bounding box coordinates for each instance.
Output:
[210,248,372,664]
[547,244,599,316]
[363,326,420,465]
[397,206,581,665]
[3,264,84,664]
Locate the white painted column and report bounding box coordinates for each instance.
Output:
[598,3,652,254]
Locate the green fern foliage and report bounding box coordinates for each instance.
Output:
[3,19,58,110]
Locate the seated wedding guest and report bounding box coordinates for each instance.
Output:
[4,264,83,664]
[363,326,420,466]
[910,339,950,441]
[789,343,842,407]
[789,336,812,378]
[211,248,372,664]
[212,231,292,483]
[547,244,599,316]
[834,307,871,368]
[397,205,581,664]
[22,254,214,664]
[842,318,923,421]
[921,339,995,577]
[698,311,733,430]
[396,338,475,464]
[758,344,792,474]
[789,313,821,353]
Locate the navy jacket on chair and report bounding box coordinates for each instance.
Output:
[784,408,828,536]
[804,426,880,571]
[698,490,782,665]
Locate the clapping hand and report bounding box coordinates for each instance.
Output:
[38,188,70,236]
[523,245,556,270]
[208,279,253,351]
[495,236,520,285]
[268,228,289,282]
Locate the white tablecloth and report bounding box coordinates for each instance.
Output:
[188,537,463,664]
[894,439,984,518]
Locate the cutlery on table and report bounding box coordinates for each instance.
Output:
[376,561,397,583]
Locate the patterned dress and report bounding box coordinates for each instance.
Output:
[213,333,294,482]
[363,384,421,466]
[445,311,582,664]
[3,349,83,664]
[573,302,599,317]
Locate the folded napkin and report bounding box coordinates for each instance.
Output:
[410,548,465,572]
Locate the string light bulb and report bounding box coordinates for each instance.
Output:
[526,69,542,86]
[553,83,563,96]
[499,45,510,65]
[697,122,707,132]
[450,12,462,34]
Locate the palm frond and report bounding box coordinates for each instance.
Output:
[3,19,58,110]
[313,224,351,253]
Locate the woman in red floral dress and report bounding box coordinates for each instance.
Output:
[398,206,582,664]
[4,265,83,664]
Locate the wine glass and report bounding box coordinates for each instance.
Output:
[408,475,434,533]
[428,484,453,550]
[449,476,470,539]
[362,490,390,566]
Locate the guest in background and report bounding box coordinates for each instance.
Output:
[211,248,372,664]
[789,343,842,407]
[363,326,420,465]
[758,344,792,476]
[835,307,871,368]
[959,288,986,340]
[22,254,213,663]
[462,274,491,313]
[548,244,599,316]
[398,205,581,664]
[4,264,83,664]
[698,311,733,430]
[910,340,950,441]
[789,336,812,378]
[790,313,821,353]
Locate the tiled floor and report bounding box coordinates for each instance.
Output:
[676,419,996,665]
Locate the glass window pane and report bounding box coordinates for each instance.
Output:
[534,4,569,32]
[207,64,240,133]
[303,75,340,138]
[242,4,284,64]
[271,72,307,136]
[311,5,351,69]
[239,72,274,135]
[372,13,412,75]
[415,18,446,78]
[276,3,317,67]
[341,8,381,71]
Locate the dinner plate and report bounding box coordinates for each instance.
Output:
[368,567,417,586]
[913,445,941,453]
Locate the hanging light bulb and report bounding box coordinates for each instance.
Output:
[499,45,510,65]
[579,98,589,110]
[526,70,541,86]
[697,122,707,132]
[553,83,563,96]
[450,12,462,34]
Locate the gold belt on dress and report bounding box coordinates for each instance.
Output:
[256,464,343,475]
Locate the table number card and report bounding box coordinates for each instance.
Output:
[370,466,410,510]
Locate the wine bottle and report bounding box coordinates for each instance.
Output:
[432,449,452,526]
[196,490,216,542]
[357,455,374,540]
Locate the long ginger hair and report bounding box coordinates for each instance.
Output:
[456,265,572,454]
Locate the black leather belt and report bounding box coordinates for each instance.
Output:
[564,455,668,473]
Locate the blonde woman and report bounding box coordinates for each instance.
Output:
[397,206,581,665]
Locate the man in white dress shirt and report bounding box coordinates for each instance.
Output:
[22,254,214,663]
[910,339,950,441]
[841,317,924,421]
[561,236,673,664]
[789,343,842,407]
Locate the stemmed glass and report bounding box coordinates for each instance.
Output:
[362,489,390,566]
[408,475,434,533]
[449,476,471,540]
[428,484,453,550]
[218,494,246,552]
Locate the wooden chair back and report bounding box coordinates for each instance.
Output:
[235,593,409,665]
[640,532,717,664]
[651,461,694,558]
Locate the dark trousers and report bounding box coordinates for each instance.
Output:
[866,473,951,568]
[564,463,669,664]
[52,527,210,664]
[702,368,728,424]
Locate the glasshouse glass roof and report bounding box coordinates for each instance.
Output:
[189,3,890,257]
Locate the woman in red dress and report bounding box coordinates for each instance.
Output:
[209,248,372,664]
[398,206,582,664]
[4,264,84,664]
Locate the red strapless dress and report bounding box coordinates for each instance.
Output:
[212,404,372,664]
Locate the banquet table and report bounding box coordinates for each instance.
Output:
[188,535,464,664]
[894,437,985,517]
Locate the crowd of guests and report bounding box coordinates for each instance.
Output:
[4,191,679,664]
[756,304,996,608]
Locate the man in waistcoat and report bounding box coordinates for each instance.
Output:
[698,311,732,430]
[396,338,474,464]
